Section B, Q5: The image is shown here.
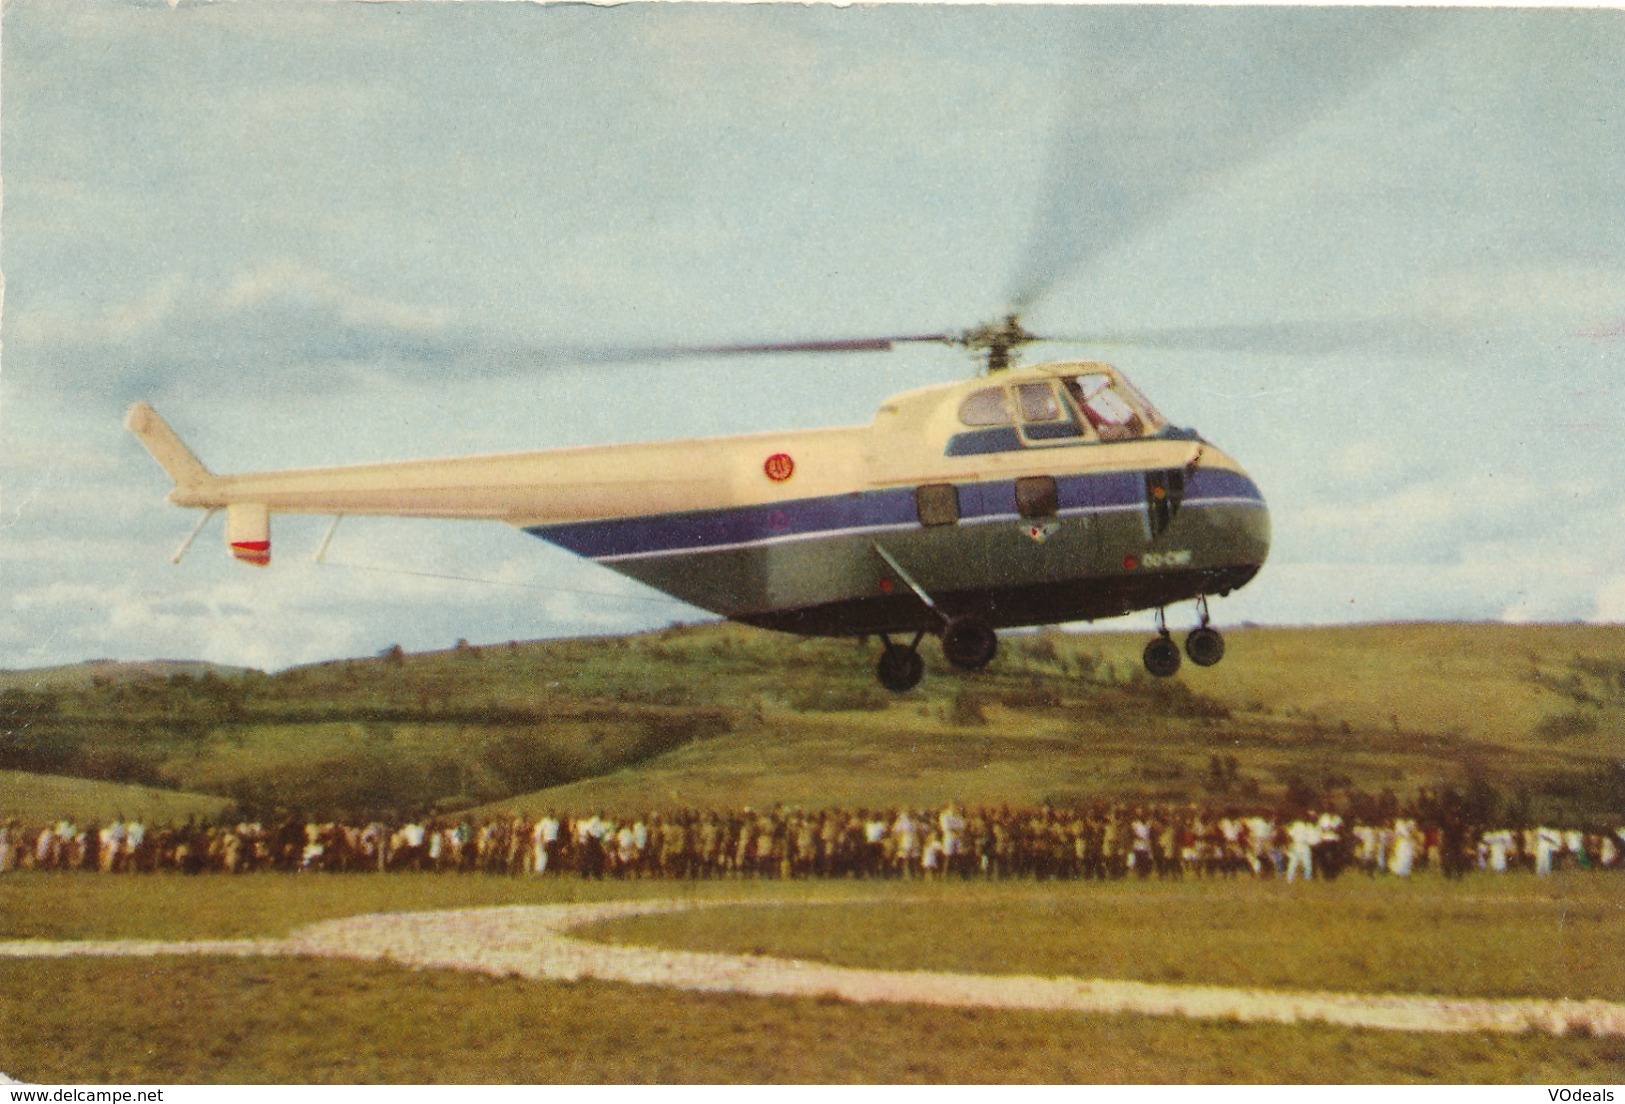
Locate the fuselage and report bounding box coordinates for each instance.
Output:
[139,360,1270,638]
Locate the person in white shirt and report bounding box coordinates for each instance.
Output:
[921,832,944,879]
[938,804,965,877]
[1564,828,1587,870]
[125,819,147,872]
[1599,830,1620,870]
[891,810,920,877]
[1534,826,1563,875]
[1130,812,1154,878]
[1351,824,1378,875]
[394,820,426,871]
[1245,814,1277,877]
[863,813,888,878]
[1285,817,1319,882]
[533,814,560,875]
[99,819,127,873]
[1390,818,1419,877]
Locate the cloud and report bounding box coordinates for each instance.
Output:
[1224,548,1618,630]
[216,261,449,337]
[1,502,699,671]
[1289,471,1570,565]
[9,262,475,401]
[1232,473,1623,628]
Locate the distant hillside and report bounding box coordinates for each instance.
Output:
[0,659,255,692]
[0,770,233,825]
[2,623,1621,825]
[493,622,1625,822]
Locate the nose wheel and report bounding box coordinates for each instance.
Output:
[1142,600,1226,678]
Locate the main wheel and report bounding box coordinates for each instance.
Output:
[1185,626,1226,667]
[941,617,998,671]
[1143,634,1182,678]
[877,644,925,692]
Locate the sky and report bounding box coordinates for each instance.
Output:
[2,2,1622,672]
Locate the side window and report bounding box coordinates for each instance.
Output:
[958,387,1013,427]
[915,483,960,527]
[1015,476,1058,519]
[1015,382,1063,422]
[1015,381,1082,444]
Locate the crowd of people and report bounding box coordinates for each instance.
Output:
[6,802,1622,881]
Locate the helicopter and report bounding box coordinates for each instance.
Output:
[126,312,1270,692]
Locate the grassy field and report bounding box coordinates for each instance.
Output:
[3,956,1621,1084]
[586,875,1625,1001]
[1,871,1622,1083]
[0,869,742,941]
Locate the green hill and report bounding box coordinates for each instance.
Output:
[0,770,234,825]
[492,622,1625,822]
[0,659,254,692]
[2,623,1621,825]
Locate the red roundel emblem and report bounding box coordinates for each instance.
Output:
[764,452,795,482]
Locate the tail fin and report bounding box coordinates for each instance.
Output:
[125,403,212,488]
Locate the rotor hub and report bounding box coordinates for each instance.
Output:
[955,314,1039,374]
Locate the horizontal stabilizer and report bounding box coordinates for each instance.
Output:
[125,403,212,488]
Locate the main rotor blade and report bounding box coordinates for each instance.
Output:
[1043,315,1460,358]
[522,332,959,368]
[1005,9,1435,314]
[641,333,958,358]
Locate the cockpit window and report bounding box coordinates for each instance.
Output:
[1065,373,1148,440]
[1015,382,1063,422]
[958,387,1013,427]
[1112,373,1168,431]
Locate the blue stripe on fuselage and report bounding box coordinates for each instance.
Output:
[533,487,917,560]
[526,468,1265,562]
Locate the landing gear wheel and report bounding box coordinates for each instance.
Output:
[877,644,925,693]
[941,617,998,671]
[1185,626,1226,667]
[1143,634,1182,678]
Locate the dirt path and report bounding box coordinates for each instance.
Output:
[4,898,1622,1037]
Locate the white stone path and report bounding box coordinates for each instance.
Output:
[3,898,1622,1037]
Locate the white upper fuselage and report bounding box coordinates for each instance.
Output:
[148,361,1237,525]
